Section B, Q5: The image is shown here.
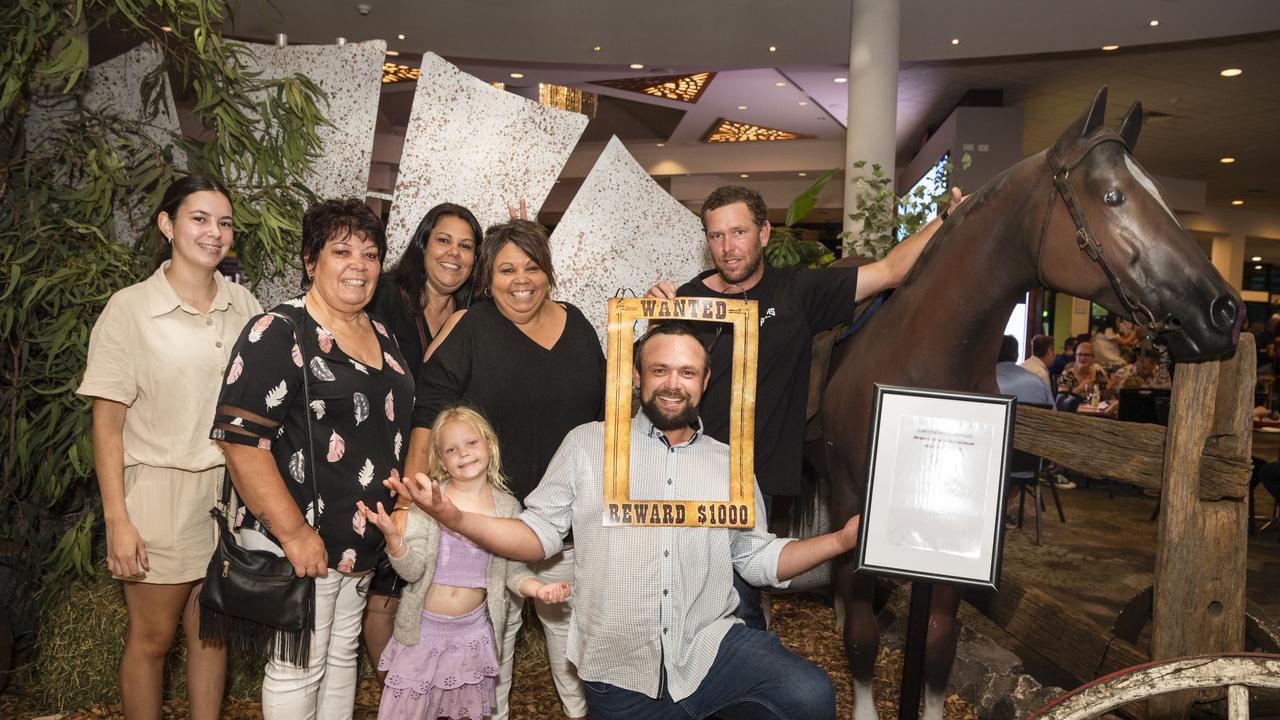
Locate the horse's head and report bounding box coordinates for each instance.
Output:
[1036,88,1243,361]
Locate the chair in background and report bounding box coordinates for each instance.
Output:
[1009,402,1067,545]
[1117,387,1172,425]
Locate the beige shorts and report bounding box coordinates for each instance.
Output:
[118,464,223,584]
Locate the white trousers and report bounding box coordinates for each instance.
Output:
[493,546,585,719]
[241,529,369,720]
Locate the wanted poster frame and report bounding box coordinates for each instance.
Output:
[856,384,1014,589]
[602,296,758,528]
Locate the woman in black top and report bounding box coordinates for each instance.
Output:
[362,202,482,669]
[213,199,413,718]
[408,219,603,720]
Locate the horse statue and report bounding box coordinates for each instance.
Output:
[821,87,1244,720]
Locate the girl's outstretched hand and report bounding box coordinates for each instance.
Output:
[536,581,572,604]
[357,500,404,556]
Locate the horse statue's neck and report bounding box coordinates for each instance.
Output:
[882,154,1050,391]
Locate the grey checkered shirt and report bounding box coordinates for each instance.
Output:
[519,413,794,702]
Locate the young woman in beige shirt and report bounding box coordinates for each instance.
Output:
[77,176,262,720]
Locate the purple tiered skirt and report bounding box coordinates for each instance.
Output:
[378,604,499,720]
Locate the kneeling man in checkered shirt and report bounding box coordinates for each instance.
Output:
[391,322,861,720]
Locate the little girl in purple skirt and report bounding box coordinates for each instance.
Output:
[359,406,570,720]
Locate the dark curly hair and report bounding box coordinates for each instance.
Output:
[300,198,387,289]
[699,185,768,231]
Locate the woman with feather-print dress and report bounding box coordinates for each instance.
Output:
[212,199,413,719]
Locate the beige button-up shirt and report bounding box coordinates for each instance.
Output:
[77,262,262,470]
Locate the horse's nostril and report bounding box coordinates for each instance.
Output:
[1209,295,1239,332]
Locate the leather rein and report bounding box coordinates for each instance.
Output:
[1034,131,1179,336]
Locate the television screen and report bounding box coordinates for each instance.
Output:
[897,152,949,239]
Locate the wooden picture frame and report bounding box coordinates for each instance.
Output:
[856,384,1014,589]
[602,296,758,527]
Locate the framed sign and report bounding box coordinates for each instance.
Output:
[602,296,758,527]
[856,384,1014,589]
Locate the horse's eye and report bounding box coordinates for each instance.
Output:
[1104,189,1126,206]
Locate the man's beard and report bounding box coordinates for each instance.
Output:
[641,391,699,431]
[715,249,763,286]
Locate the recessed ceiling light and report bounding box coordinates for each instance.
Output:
[160,25,173,32]
[798,101,808,106]
[951,38,960,45]
[510,72,524,79]
[1253,256,1262,261]
[775,81,787,87]
[834,77,847,83]
[1232,199,1245,206]
[1149,20,1160,27]
[798,172,807,177]
[630,63,645,69]
[769,45,778,52]
[656,143,665,147]
[1101,45,1120,51]
[740,173,750,178]
[1220,157,1236,164]
[1220,68,1243,77]
[592,45,602,52]
[737,105,748,110]
[385,50,400,56]
[397,33,405,40]
[1256,265,1264,270]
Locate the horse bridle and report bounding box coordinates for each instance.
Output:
[1034,131,1179,336]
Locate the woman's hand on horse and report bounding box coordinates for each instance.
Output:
[945,186,967,217]
[836,513,861,552]
[646,280,677,299]
[105,517,148,579]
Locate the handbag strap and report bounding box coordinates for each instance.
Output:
[218,306,321,528]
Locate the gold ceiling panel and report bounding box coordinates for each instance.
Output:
[702,118,813,143]
[592,72,715,104]
[382,62,420,83]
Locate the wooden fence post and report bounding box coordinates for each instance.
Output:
[1150,334,1254,718]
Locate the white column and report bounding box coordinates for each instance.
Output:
[1211,233,1246,292]
[842,0,901,241]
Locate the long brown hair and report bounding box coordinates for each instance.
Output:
[147,175,233,273]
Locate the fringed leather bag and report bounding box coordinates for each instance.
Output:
[199,311,319,666]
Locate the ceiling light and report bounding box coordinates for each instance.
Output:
[656,143,665,147]
[397,33,405,39]
[630,63,645,70]
[1253,256,1262,261]
[1232,200,1245,206]
[768,45,778,52]
[592,45,602,52]
[834,77,847,83]
[160,25,173,32]
[738,105,748,110]
[740,174,750,178]
[1101,45,1120,51]
[1149,20,1160,27]
[798,172,807,177]
[775,81,787,87]
[1220,157,1235,164]
[1220,68,1243,77]
[951,38,960,45]
[510,72,524,79]
[385,50,399,56]
[1256,265,1264,270]
[798,101,808,106]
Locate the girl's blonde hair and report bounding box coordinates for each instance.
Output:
[427,406,510,493]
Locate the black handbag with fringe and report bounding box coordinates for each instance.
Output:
[199,311,318,666]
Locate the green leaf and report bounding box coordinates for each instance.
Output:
[784,169,837,228]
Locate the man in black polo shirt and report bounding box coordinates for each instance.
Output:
[648,184,957,628]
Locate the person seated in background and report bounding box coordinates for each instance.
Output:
[1019,334,1055,389]
[1106,346,1171,400]
[1057,341,1109,405]
[1090,318,1126,371]
[998,335,1053,406]
[1049,336,1079,380]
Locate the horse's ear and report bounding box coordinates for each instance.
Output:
[1051,86,1109,156]
[1119,101,1143,151]
[1082,87,1108,138]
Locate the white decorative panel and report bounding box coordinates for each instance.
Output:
[241,40,385,307]
[549,137,709,345]
[27,43,185,245]
[384,52,588,263]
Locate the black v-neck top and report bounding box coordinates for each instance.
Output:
[412,299,605,501]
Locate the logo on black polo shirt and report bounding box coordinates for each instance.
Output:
[760,307,776,326]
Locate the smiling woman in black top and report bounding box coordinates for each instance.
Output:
[408,219,603,720]
[212,199,413,719]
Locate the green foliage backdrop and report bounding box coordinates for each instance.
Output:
[0,0,330,609]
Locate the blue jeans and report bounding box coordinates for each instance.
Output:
[580,624,836,720]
